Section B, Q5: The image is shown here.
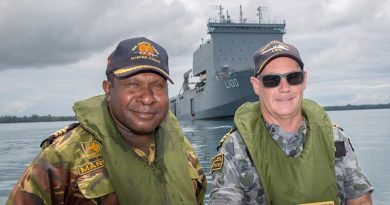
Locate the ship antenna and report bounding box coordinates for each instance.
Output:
[257,6,267,23]
[239,5,247,23]
[219,6,224,22]
[240,5,243,23]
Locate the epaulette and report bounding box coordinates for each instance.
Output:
[334,141,346,157]
[216,125,237,150]
[332,124,344,131]
[40,122,80,149]
[333,123,347,157]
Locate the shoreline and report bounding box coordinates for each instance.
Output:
[1,104,390,123]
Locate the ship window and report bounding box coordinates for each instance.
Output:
[225,58,228,60]
[230,49,233,52]
[239,58,241,61]
[219,49,222,52]
[232,58,234,60]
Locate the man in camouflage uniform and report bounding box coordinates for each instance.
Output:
[6,37,206,205]
[209,41,373,205]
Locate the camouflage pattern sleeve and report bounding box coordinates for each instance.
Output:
[6,124,116,205]
[333,126,374,203]
[183,137,207,205]
[6,146,73,205]
[209,131,266,205]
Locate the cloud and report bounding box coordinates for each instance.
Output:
[1,0,390,116]
[317,0,386,28]
[0,0,198,69]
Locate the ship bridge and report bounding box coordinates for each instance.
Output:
[207,21,286,34]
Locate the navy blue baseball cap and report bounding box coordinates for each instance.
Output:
[106,37,173,83]
[253,40,304,76]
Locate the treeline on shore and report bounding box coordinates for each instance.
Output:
[0,114,76,124]
[1,103,390,123]
[323,103,390,111]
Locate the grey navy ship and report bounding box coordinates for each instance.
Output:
[169,6,286,120]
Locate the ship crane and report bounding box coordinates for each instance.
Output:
[179,70,200,95]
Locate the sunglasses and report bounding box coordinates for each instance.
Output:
[258,71,304,88]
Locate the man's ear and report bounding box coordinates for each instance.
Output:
[102,80,112,102]
[303,70,307,91]
[250,76,261,96]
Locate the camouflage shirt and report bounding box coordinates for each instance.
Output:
[209,122,374,205]
[6,123,207,205]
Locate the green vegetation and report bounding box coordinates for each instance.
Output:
[323,103,390,111]
[0,114,76,123]
[1,103,389,123]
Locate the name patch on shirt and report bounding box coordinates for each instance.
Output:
[299,201,334,205]
[78,159,105,175]
[211,153,224,173]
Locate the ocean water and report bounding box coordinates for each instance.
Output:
[0,109,389,204]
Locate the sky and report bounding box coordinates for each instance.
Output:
[0,0,389,116]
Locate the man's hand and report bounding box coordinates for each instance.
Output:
[346,193,372,205]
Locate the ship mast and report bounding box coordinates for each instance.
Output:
[257,6,267,23]
[239,5,247,23]
[212,5,225,23]
[240,5,242,23]
[212,5,231,23]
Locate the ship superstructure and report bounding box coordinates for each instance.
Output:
[170,6,286,120]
